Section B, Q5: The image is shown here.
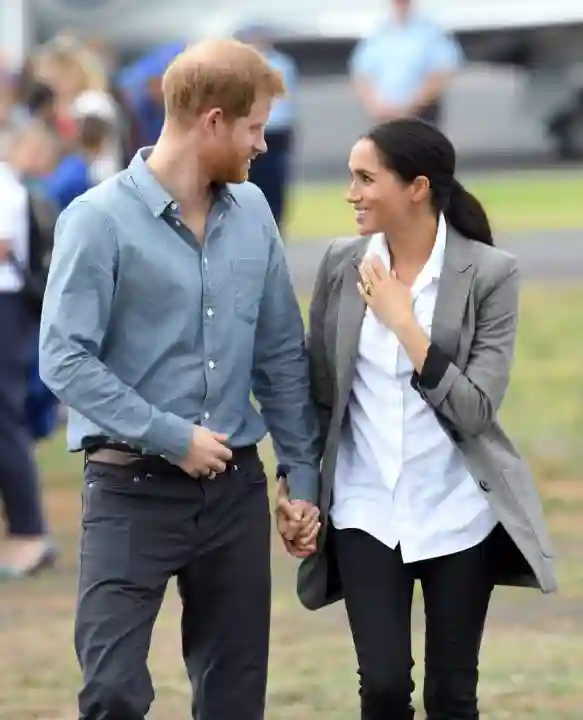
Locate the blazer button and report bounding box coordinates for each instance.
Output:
[479,480,490,492]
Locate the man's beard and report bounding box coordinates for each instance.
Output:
[213,157,250,184]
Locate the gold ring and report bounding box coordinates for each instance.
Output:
[364,281,373,295]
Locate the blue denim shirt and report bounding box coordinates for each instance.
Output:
[38,148,321,502]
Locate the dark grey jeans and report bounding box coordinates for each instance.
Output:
[76,449,271,720]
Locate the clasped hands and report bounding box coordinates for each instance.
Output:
[274,475,321,558]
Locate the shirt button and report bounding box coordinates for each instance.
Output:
[206,308,214,317]
[208,360,216,369]
[203,412,210,420]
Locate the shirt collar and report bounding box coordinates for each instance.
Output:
[426,212,447,280]
[127,147,238,218]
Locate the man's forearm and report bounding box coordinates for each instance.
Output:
[259,392,321,505]
[352,76,388,119]
[407,72,450,115]
[39,340,192,462]
[253,348,321,506]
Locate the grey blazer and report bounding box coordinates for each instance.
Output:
[297,227,557,611]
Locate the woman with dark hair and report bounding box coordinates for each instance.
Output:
[276,118,556,718]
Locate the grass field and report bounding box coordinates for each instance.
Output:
[2,283,583,719]
[286,173,583,240]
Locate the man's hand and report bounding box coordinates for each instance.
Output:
[179,426,233,477]
[275,478,321,558]
[0,239,11,263]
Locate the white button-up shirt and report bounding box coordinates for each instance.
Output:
[0,162,28,294]
[331,215,496,563]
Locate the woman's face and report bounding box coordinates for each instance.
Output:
[346,137,413,236]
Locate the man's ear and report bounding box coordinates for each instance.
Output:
[201,107,224,133]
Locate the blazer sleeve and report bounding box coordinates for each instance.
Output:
[307,241,336,448]
[411,256,519,437]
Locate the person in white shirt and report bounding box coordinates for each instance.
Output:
[0,162,55,579]
[277,118,555,719]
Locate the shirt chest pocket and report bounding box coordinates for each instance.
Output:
[230,259,265,325]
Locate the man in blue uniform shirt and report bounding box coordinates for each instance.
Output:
[350,0,463,126]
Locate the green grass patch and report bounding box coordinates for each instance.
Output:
[286,173,583,240]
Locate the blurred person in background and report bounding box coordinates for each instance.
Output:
[12,117,91,210]
[281,117,557,719]
[0,57,28,158]
[11,116,97,211]
[71,90,124,183]
[0,158,55,579]
[32,35,123,147]
[9,119,62,196]
[76,114,122,185]
[349,0,463,127]
[116,41,185,149]
[24,81,59,130]
[235,25,298,231]
[83,36,144,166]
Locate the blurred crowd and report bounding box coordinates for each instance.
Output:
[0,35,183,211]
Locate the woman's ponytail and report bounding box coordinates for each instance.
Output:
[444,179,494,246]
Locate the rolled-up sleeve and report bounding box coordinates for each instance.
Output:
[251,205,321,505]
[38,199,192,462]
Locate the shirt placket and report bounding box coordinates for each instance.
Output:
[199,203,226,428]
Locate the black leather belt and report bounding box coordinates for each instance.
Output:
[84,443,257,478]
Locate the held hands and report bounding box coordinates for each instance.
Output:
[275,477,321,559]
[179,426,233,477]
[357,256,414,332]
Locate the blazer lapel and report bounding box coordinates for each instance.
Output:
[335,238,369,412]
[431,227,476,359]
